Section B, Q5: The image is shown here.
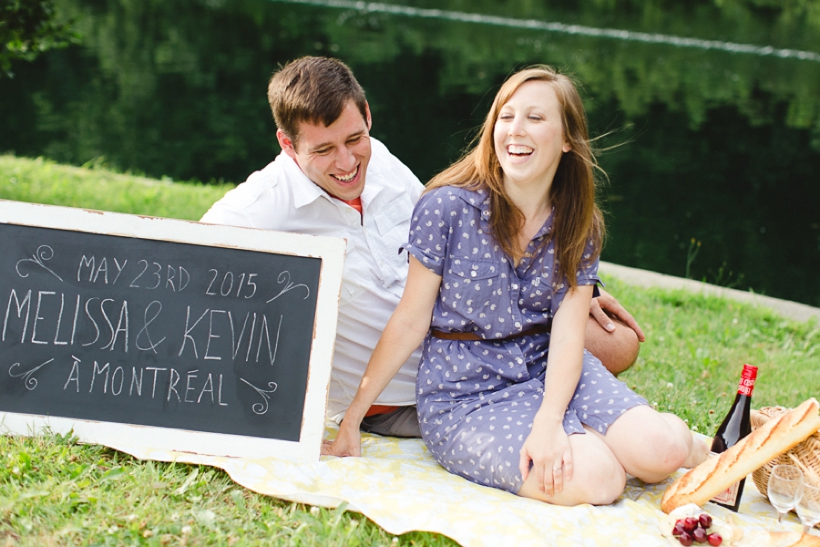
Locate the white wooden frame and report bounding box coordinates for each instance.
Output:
[0,199,345,461]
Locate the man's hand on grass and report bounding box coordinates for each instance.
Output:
[321,422,362,457]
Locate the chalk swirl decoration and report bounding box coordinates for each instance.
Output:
[266,270,310,303]
[16,245,64,282]
[9,359,55,390]
[239,378,279,415]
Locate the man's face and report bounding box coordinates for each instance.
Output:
[277,101,372,201]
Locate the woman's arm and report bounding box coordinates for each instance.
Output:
[519,283,593,496]
[322,256,442,457]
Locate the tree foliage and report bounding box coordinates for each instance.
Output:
[1,0,79,77]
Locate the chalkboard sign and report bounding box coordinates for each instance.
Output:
[0,200,345,461]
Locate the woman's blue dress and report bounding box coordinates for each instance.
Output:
[404,186,647,493]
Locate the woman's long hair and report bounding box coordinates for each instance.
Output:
[425,65,605,289]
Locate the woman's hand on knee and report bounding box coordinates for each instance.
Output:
[519,420,573,497]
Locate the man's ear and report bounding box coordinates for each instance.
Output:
[277,129,297,159]
[364,102,372,131]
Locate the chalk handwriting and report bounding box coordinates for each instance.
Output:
[177,306,282,364]
[2,290,175,354]
[17,245,63,282]
[205,270,258,299]
[60,356,229,406]
[77,256,127,284]
[129,260,149,287]
[63,355,81,391]
[127,260,190,291]
[135,300,166,353]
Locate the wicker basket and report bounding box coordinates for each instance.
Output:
[751,406,820,523]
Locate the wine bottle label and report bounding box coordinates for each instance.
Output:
[708,451,741,505]
[738,365,757,396]
[711,480,740,505]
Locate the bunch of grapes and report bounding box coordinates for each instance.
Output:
[671,513,722,546]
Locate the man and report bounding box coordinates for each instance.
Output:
[200,56,644,443]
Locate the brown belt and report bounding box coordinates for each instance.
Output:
[430,321,551,342]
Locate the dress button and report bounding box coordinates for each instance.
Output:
[512,284,518,290]
[470,271,477,278]
[514,322,521,328]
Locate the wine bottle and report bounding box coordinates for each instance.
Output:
[709,363,758,511]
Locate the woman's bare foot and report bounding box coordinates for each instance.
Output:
[683,436,710,468]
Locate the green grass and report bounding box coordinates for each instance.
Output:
[0,155,232,220]
[1,155,818,546]
[1,432,451,547]
[601,280,819,434]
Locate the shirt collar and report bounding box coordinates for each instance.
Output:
[459,186,554,239]
[534,208,555,239]
[279,152,328,209]
[456,186,492,219]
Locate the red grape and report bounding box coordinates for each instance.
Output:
[683,517,698,532]
[699,513,713,529]
[672,520,685,536]
[707,533,722,546]
[693,528,707,543]
[679,531,694,546]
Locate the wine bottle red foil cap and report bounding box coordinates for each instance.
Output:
[738,364,757,396]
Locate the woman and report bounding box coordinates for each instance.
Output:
[328,66,706,505]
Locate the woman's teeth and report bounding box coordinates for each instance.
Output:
[507,145,533,156]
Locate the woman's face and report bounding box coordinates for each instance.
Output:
[493,80,571,192]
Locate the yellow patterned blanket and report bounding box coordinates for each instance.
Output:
[109,426,811,546]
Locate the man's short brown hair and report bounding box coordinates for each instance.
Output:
[268,56,367,148]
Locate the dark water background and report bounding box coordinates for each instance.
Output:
[2,0,819,306]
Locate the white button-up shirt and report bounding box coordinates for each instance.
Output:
[201,138,424,420]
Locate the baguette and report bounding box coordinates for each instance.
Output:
[764,532,820,547]
[661,398,820,513]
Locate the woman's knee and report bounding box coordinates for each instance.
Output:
[605,408,691,479]
[573,454,626,505]
[548,436,626,506]
[518,456,625,506]
[655,414,694,469]
[642,424,690,474]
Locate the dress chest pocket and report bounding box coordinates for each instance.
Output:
[447,258,502,311]
[450,258,498,281]
[441,257,506,331]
